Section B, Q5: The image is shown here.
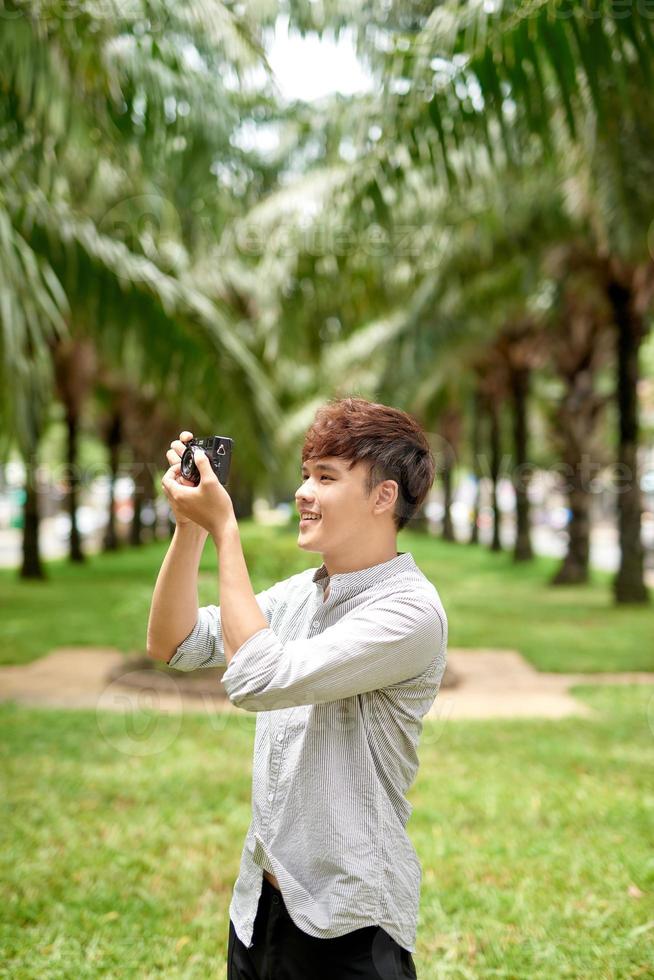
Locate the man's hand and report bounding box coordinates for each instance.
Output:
[161,444,236,540]
[162,431,199,527]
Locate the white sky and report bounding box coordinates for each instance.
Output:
[266,15,375,102]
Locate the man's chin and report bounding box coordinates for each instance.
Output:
[297,529,323,553]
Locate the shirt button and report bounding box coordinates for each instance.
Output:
[267,792,274,802]
[276,733,283,742]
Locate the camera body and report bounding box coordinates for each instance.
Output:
[180,436,233,486]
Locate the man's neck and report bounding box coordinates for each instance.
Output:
[321,543,399,578]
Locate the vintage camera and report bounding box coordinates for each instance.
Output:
[180,436,233,486]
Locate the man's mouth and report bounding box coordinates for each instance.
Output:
[299,514,321,528]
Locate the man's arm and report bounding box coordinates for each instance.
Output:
[146,523,209,663]
[216,518,274,664]
[147,517,287,671]
[221,587,448,712]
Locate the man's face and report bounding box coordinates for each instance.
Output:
[295,456,377,554]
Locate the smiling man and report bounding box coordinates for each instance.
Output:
[148,396,448,980]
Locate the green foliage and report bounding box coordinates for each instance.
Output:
[0,0,283,466]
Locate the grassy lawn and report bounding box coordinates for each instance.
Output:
[1,684,652,979]
[0,521,652,672]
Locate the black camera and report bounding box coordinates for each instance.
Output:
[180,436,233,486]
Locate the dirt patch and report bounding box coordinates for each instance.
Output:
[0,648,652,720]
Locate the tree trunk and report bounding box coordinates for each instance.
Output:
[66,413,84,563]
[229,466,255,521]
[509,365,533,562]
[551,475,591,585]
[441,465,455,540]
[549,366,601,586]
[102,412,121,552]
[469,388,482,545]
[141,461,157,544]
[20,454,45,580]
[489,398,502,552]
[608,279,649,604]
[130,461,145,547]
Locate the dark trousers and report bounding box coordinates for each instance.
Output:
[227,876,418,979]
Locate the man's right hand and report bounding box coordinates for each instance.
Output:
[163,431,200,527]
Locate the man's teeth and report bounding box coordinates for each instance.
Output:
[301,515,320,520]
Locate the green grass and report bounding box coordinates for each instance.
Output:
[1,685,653,978]
[0,521,652,673]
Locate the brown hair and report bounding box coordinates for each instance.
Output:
[301,396,435,531]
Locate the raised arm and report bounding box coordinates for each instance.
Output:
[146,522,209,664]
[162,580,289,671]
[221,593,447,711]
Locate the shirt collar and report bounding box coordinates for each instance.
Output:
[312,551,417,597]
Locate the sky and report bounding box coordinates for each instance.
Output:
[265,15,375,102]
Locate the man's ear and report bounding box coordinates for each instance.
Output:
[373,479,398,516]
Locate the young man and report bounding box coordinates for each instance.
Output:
[148,396,448,980]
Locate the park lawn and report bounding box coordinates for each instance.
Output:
[1,684,652,979]
[0,521,652,673]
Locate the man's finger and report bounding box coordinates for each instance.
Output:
[161,467,179,491]
[171,439,189,458]
[193,448,215,480]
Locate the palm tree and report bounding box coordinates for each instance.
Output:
[50,337,98,562]
[376,0,654,600]
[494,319,546,562]
[537,245,614,584]
[1,1,285,575]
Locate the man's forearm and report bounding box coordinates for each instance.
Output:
[146,523,209,662]
[214,519,268,664]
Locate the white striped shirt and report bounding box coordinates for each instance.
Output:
[168,550,448,953]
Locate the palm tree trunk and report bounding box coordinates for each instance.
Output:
[608,279,649,604]
[469,387,482,545]
[130,461,145,547]
[441,464,455,540]
[102,411,121,551]
[509,365,533,562]
[489,398,502,552]
[549,367,598,586]
[20,454,45,580]
[66,413,84,562]
[551,473,591,585]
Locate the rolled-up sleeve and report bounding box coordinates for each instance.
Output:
[221,593,446,711]
[167,582,285,672]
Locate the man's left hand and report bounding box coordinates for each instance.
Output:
[161,448,235,539]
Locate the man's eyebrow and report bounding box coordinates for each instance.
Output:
[301,462,341,473]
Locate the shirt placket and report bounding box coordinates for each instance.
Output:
[263,592,327,835]
[263,717,287,833]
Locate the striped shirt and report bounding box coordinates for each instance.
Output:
[168,550,448,953]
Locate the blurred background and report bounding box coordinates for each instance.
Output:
[2,3,654,977]
[1,0,653,600]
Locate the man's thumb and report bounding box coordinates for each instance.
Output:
[194,448,210,472]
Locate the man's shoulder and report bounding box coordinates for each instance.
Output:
[367,564,447,641]
[377,559,444,604]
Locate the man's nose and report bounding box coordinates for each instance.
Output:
[295,479,315,503]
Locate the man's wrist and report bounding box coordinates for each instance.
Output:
[175,521,209,541]
[212,516,239,548]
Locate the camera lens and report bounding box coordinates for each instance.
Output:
[181,447,193,479]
